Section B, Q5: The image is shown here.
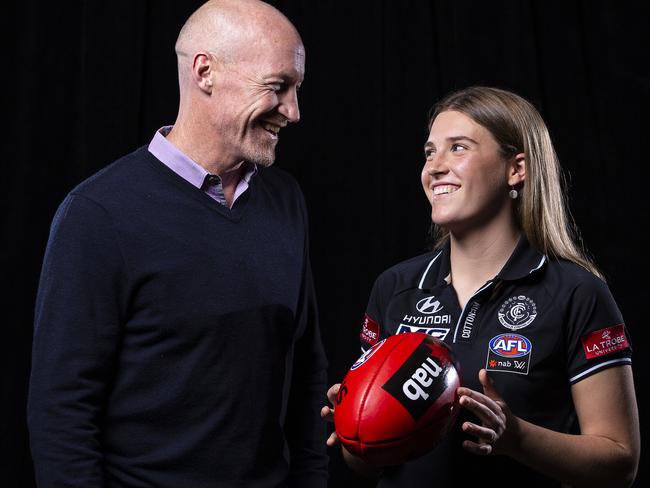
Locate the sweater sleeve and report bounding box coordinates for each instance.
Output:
[284,188,328,488]
[28,193,126,487]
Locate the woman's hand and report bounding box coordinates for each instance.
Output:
[456,369,519,456]
[320,383,341,447]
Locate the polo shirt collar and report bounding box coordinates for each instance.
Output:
[496,235,547,281]
[418,234,546,291]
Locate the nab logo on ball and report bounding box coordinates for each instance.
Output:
[382,341,448,420]
[489,334,531,358]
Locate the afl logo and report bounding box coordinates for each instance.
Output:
[416,296,444,314]
[498,295,537,330]
[489,334,532,358]
[351,339,386,370]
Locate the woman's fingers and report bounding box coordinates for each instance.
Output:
[458,390,505,434]
[462,439,492,456]
[462,420,498,444]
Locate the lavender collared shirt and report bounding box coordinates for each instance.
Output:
[148,126,257,208]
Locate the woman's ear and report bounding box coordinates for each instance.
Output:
[508,152,526,186]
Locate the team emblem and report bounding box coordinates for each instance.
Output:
[498,295,537,330]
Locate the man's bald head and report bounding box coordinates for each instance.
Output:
[175,0,301,69]
[168,0,305,170]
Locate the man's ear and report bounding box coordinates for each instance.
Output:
[192,52,214,93]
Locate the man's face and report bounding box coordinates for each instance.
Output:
[210,36,305,167]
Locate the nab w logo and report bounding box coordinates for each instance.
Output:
[416,296,444,314]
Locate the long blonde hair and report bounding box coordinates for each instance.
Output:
[428,86,603,279]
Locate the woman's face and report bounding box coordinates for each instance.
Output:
[421,110,514,234]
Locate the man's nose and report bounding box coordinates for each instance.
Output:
[278,88,300,123]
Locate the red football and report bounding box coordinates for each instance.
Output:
[334,333,461,466]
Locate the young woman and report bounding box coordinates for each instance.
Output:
[322,87,640,487]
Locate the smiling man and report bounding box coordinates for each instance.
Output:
[28,1,328,487]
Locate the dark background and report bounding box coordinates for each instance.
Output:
[3,1,649,486]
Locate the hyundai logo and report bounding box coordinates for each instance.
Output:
[416,296,444,314]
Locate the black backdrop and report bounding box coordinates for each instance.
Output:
[4,1,649,487]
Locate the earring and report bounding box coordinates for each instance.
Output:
[509,186,518,199]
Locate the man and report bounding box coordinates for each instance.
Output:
[27,1,328,486]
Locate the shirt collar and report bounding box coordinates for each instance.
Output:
[496,235,546,281]
[148,125,258,190]
[419,234,546,290]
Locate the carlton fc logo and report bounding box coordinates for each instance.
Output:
[416,296,444,314]
[498,295,537,330]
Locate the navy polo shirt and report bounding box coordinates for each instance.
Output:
[358,236,632,487]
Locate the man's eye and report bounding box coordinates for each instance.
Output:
[451,143,465,152]
[269,83,284,92]
[424,149,434,158]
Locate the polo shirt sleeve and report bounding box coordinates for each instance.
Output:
[360,268,398,352]
[564,274,632,385]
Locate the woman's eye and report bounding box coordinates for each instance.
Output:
[451,143,465,152]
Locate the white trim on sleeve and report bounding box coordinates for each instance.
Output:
[569,357,632,383]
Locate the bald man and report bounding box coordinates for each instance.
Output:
[27,1,328,486]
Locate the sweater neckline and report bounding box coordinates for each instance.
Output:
[143,147,255,222]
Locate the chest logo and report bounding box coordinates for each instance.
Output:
[488,334,532,358]
[486,333,533,375]
[397,324,450,340]
[416,296,444,314]
[498,295,537,330]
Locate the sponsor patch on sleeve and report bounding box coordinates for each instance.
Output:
[360,314,380,346]
[581,324,629,360]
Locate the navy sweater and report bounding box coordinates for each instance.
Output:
[28,147,328,487]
